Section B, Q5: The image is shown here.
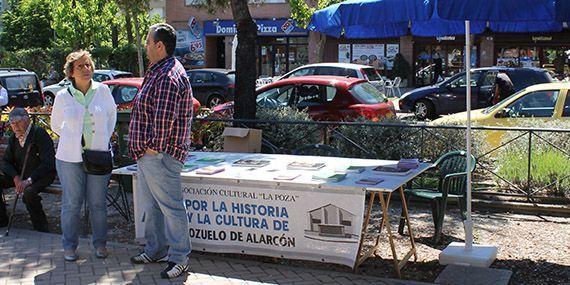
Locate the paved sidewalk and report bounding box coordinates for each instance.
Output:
[0,229,432,285]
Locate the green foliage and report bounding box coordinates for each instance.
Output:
[0,0,54,51]
[50,0,121,49]
[289,0,344,27]
[255,107,320,152]
[495,121,570,197]
[392,53,411,79]
[0,48,51,77]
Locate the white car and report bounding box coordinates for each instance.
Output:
[277,63,385,90]
[43,69,133,105]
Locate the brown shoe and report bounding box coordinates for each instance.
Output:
[95,247,108,259]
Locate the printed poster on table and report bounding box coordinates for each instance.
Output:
[352,44,384,69]
[182,182,365,267]
[385,44,399,70]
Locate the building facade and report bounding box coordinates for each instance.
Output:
[167,0,309,78]
[166,1,570,85]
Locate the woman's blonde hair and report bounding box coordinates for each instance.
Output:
[63,50,95,80]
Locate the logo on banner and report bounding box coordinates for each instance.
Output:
[188,16,203,38]
[281,19,295,34]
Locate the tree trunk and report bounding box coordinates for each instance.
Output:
[133,14,145,77]
[230,0,257,121]
[125,10,134,45]
[111,25,119,48]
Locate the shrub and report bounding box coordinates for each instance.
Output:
[255,107,320,153]
[494,121,570,197]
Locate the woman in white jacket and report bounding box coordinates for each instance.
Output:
[51,50,117,262]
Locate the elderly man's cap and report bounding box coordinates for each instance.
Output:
[8,108,29,122]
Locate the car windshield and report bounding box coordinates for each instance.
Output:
[362,68,382,81]
[4,75,38,91]
[349,82,387,104]
[483,87,528,114]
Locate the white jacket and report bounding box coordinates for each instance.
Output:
[51,81,117,163]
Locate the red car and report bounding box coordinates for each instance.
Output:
[213,76,395,121]
[103,77,200,113]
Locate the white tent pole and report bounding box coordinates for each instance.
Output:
[464,20,474,251]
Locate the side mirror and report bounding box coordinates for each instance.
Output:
[495,108,509,118]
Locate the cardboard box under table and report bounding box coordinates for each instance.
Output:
[113,152,430,278]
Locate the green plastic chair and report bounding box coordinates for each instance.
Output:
[398,150,476,244]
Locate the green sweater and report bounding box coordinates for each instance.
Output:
[69,81,97,149]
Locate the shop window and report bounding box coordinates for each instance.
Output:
[506,90,559,118]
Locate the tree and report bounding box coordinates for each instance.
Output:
[50,0,121,49]
[289,0,343,62]
[0,0,54,51]
[192,0,258,120]
[115,0,150,76]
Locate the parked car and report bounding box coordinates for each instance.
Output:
[433,82,570,146]
[102,77,201,113]
[212,76,395,121]
[0,68,44,107]
[399,67,553,120]
[43,69,133,105]
[186,69,235,108]
[278,63,385,91]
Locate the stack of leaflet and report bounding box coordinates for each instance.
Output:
[397,158,420,170]
[312,171,347,183]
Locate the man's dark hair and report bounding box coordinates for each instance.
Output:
[150,23,177,56]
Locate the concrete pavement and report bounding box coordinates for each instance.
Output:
[0,229,432,285]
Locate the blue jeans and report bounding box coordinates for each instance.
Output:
[56,160,110,250]
[137,152,190,265]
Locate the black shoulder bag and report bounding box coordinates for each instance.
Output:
[68,87,113,175]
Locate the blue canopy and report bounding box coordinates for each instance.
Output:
[309,0,567,39]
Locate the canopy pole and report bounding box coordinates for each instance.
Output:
[464,20,474,251]
[439,20,497,268]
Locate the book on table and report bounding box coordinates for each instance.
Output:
[195,166,225,175]
[312,172,347,183]
[182,164,199,172]
[196,157,225,163]
[287,161,326,170]
[337,165,366,173]
[372,165,413,176]
[356,177,385,185]
[232,159,271,168]
[397,158,420,169]
[273,173,301,181]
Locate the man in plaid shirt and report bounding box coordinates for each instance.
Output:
[128,23,193,279]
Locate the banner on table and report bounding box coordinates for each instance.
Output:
[182,182,365,267]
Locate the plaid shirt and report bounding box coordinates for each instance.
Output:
[128,56,193,163]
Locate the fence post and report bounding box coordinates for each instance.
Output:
[526,130,532,197]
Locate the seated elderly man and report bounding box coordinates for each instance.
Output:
[0,108,56,232]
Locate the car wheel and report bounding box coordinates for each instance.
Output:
[207,94,224,108]
[414,100,435,120]
[44,92,55,106]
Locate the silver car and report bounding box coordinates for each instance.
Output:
[42,69,133,105]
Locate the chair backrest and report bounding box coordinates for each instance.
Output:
[292,144,341,157]
[434,150,476,195]
[393,77,402,87]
